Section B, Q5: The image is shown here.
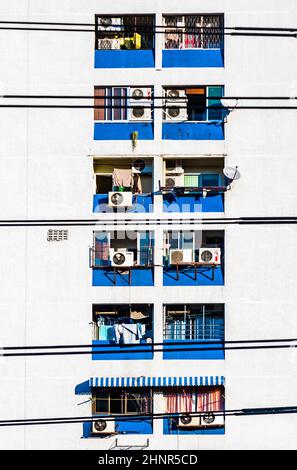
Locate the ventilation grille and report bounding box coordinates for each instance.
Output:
[47,230,69,242]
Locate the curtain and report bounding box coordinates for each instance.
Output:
[94,234,109,266]
[165,387,223,413]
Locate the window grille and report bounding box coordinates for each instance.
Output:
[164,15,223,50]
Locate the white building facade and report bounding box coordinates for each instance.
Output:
[0,0,297,450]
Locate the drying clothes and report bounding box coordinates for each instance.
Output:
[113,169,133,189]
[133,173,142,194]
[113,324,123,344]
[122,323,140,344]
[98,325,113,341]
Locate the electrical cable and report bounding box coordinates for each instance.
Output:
[1,406,297,427]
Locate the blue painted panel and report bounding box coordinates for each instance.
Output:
[163,194,224,213]
[163,340,225,360]
[116,417,153,434]
[92,340,153,360]
[95,49,155,68]
[93,194,154,213]
[162,122,224,140]
[163,417,225,435]
[94,122,154,140]
[92,268,154,287]
[162,49,224,68]
[163,266,224,287]
[83,418,153,437]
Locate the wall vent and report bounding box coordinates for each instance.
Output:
[47,230,69,242]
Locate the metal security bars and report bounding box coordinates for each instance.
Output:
[164,304,225,341]
[95,15,155,50]
[163,15,223,49]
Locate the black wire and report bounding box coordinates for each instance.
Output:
[2,337,295,350]
[0,217,296,227]
[0,21,296,32]
[1,343,296,357]
[1,406,297,427]
[2,95,297,100]
[0,104,296,109]
[0,25,296,37]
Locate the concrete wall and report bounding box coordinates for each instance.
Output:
[0,0,296,450]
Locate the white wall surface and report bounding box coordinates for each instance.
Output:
[0,0,296,450]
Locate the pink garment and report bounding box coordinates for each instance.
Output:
[113,169,133,188]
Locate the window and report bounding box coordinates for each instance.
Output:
[94,86,153,122]
[164,304,224,340]
[94,87,128,121]
[163,230,224,265]
[164,386,224,414]
[164,15,223,50]
[93,159,153,195]
[92,304,153,344]
[163,86,224,122]
[93,388,153,415]
[92,231,154,267]
[95,15,155,50]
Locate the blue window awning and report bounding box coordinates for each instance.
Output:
[89,376,224,388]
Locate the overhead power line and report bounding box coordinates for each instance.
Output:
[2,95,297,100]
[0,104,297,110]
[1,338,296,357]
[3,337,295,350]
[0,21,296,32]
[0,217,297,227]
[1,406,297,427]
[0,24,296,37]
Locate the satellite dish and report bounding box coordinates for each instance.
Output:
[223,166,240,182]
[220,98,238,109]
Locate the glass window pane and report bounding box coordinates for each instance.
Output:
[95,390,109,413]
[180,231,193,249]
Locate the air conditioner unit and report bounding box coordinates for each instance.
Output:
[92,419,115,435]
[178,414,201,428]
[130,87,152,103]
[166,160,184,174]
[166,89,187,101]
[110,251,134,267]
[128,106,152,121]
[165,174,184,188]
[199,248,221,265]
[132,160,152,174]
[98,17,122,29]
[200,412,225,428]
[98,38,121,49]
[170,249,193,265]
[178,413,224,429]
[164,104,188,121]
[108,192,133,208]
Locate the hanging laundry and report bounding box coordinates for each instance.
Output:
[113,169,133,189]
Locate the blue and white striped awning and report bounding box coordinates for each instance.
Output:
[89,376,224,388]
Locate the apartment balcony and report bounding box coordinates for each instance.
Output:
[77,376,224,437]
[91,231,154,287]
[94,15,155,68]
[162,14,224,68]
[93,158,153,213]
[161,157,227,213]
[162,86,225,141]
[92,304,153,360]
[93,86,154,140]
[163,230,224,287]
[163,304,225,360]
